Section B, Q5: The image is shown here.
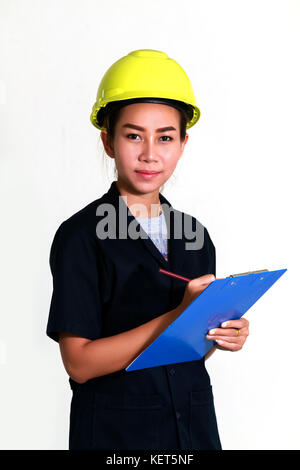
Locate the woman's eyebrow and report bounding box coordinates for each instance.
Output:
[122,123,176,132]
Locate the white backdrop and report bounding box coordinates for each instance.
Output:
[1,0,299,450]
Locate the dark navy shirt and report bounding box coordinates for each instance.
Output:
[46,180,222,450]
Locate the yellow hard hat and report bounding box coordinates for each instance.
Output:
[90,49,201,131]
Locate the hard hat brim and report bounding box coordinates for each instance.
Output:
[91,96,200,131]
[95,97,196,129]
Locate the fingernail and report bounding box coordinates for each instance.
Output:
[216,339,223,345]
[209,329,215,335]
[222,322,227,328]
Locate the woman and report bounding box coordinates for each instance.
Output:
[46,49,249,450]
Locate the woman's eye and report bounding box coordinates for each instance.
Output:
[126,134,173,141]
[127,134,140,140]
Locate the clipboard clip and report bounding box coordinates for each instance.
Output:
[226,269,269,278]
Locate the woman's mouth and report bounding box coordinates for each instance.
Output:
[135,171,161,180]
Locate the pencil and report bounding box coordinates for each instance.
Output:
[159,268,221,282]
[159,268,191,283]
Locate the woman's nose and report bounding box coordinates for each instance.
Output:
[140,137,157,160]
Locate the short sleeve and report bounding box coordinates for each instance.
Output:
[204,226,216,277]
[46,221,103,343]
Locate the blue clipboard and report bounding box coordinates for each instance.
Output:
[125,268,287,372]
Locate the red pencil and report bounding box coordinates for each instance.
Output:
[159,268,191,283]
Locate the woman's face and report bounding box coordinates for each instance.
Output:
[101,102,189,194]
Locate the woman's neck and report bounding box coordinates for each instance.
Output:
[116,180,161,218]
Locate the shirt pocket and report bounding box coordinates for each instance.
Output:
[92,392,163,450]
[189,386,222,450]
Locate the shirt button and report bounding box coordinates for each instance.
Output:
[176,411,181,419]
[169,368,176,376]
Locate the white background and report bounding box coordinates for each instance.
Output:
[1,0,299,450]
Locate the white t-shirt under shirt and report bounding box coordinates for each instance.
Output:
[135,211,168,261]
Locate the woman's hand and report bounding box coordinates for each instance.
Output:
[178,274,216,315]
[178,275,250,352]
[206,318,250,351]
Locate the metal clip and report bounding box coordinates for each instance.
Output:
[226,269,269,278]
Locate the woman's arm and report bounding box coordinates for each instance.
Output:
[59,274,217,384]
[59,307,181,384]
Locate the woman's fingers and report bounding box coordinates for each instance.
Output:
[206,318,249,338]
[214,338,244,351]
[206,328,249,339]
[221,318,249,329]
[206,334,246,344]
[207,334,247,351]
[206,327,247,337]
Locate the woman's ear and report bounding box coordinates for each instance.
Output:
[179,133,189,159]
[100,130,115,159]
